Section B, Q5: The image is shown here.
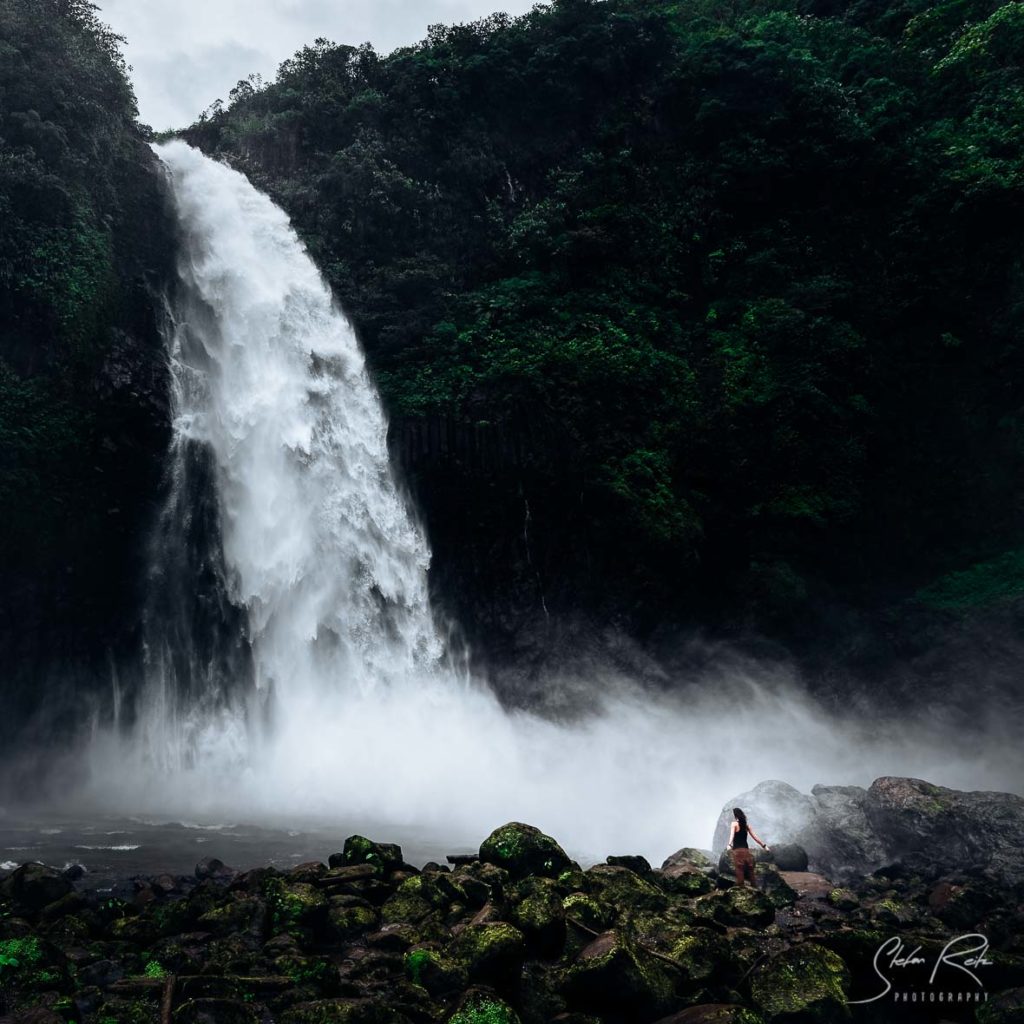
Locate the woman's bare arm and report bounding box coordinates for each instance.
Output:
[727,821,738,849]
[747,825,769,849]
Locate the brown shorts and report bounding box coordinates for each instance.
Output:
[731,848,756,885]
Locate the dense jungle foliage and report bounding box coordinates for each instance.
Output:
[0,0,171,718]
[186,0,1024,656]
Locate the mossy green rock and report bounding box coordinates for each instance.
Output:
[754,865,798,909]
[381,876,449,926]
[404,946,468,997]
[509,876,566,957]
[0,935,70,994]
[332,836,405,874]
[448,921,527,983]
[870,896,917,928]
[750,943,850,1022]
[662,848,714,870]
[560,929,678,1018]
[562,892,609,933]
[826,889,858,911]
[584,863,668,915]
[266,881,328,938]
[448,990,522,1024]
[695,887,775,928]
[658,864,714,896]
[197,896,265,936]
[669,928,735,987]
[328,903,379,941]
[479,823,570,880]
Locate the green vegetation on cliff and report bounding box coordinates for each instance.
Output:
[187,0,1024,650]
[0,0,172,730]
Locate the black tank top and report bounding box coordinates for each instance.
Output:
[734,822,749,848]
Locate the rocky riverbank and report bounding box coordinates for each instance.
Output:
[1,780,1023,1024]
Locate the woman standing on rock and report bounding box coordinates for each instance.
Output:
[727,807,770,887]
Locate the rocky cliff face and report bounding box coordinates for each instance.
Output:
[0,1,177,769]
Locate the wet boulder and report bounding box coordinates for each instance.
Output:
[403,946,468,998]
[195,857,236,882]
[865,777,1024,885]
[606,854,652,874]
[448,989,522,1024]
[562,892,609,933]
[330,836,405,874]
[668,928,736,988]
[926,877,1000,930]
[447,921,527,984]
[769,844,809,872]
[711,783,816,855]
[657,864,714,897]
[508,876,567,957]
[584,863,668,916]
[479,822,570,880]
[662,848,713,870]
[749,943,850,1022]
[695,887,775,929]
[560,929,679,1019]
[0,864,73,916]
[754,864,798,909]
[803,785,887,878]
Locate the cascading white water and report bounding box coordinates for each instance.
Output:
[82,141,1024,861]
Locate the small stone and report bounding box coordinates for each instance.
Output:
[195,857,235,881]
[606,854,652,874]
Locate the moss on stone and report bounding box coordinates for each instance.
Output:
[327,903,378,941]
[334,836,403,874]
[263,879,327,938]
[827,889,858,911]
[448,921,526,982]
[403,946,467,997]
[381,876,439,926]
[560,929,677,1018]
[509,876,566,956]
[479,823,570,880]
[584,864,668,916]
[562,892,608,932]
[750,942,850,1022]
[448,992,522,1024]
[669,928,733,986]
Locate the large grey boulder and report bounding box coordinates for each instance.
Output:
[865,776,1024,883]
[802,784,887,878]
[710,776,1024,884]
[710,780,816,853]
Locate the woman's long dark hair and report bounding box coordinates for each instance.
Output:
[733,807,747,827]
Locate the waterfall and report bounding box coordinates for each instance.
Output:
[81,141,1008,860]
[140,140,453,752]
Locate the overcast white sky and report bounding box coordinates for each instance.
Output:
[98,0,539,130]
